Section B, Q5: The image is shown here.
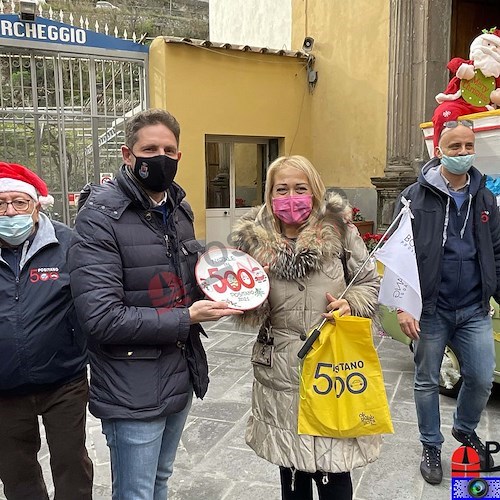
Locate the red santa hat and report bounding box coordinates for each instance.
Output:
[0,162,54,209]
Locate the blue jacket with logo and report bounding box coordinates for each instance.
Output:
[0,214,87,394]
[396,159,500,315]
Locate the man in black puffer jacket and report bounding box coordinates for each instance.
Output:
[395,121,500,486]
[0,163,92,500]
[69,109,241,499]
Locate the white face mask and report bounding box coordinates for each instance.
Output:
[437,148,475,175]
[0,213,34,246]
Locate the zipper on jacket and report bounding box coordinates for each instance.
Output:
[13,248,22,301]
[291,467,296,491]
[165,209,181,278]
[164,234,172,258]
[15,276,20,301]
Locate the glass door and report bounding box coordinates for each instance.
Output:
[205,137,270,246]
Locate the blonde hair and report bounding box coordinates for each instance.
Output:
[263,155,326,230]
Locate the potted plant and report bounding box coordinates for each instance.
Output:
[351,207,374,236]
[362,232,385,252]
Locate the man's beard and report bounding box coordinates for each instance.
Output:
[471,46,500,78]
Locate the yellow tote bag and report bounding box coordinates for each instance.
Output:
[298,313,394,438]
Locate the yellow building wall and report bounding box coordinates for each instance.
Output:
[292,0,390,187]
[149,39,311,238]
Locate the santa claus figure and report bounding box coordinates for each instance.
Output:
[432,28,500,147]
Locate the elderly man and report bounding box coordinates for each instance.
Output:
[395,121,500,485]
[69,109,241,500]
[0,162,92,499]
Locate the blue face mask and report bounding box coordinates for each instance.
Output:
[439,152,475,175]
[0,214,34,246]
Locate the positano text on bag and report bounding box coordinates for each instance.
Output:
[298,312,394,438]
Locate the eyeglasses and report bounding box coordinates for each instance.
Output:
[443,120,474,130]
[0,199,32,215]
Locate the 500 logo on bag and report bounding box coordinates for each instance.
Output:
[298,313,394,438]
[313,361,367,397]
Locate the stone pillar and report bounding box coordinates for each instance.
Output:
[372,0,452,230]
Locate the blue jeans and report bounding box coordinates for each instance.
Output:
[101,391,193,500]
[414,303,495,448]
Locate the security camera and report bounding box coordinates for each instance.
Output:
[302,37,315,52]
[19,0,37,22]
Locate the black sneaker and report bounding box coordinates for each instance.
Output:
[452,428,494,470]
[420,444,443,484]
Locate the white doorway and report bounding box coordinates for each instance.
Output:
[205,137,276,246]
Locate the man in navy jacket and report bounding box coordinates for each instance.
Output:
[0,163,92,499]
[69,109,241,499]
[396,121,500,485]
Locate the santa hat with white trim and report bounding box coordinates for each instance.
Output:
[0,162,54,209]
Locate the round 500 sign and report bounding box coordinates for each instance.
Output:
[195,247,270,310]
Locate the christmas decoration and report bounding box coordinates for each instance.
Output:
[432,28,500,147]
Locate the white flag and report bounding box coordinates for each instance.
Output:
[374,202,422,320]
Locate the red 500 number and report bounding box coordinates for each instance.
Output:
[208,267,255,293]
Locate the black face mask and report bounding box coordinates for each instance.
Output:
[130,152,178,192]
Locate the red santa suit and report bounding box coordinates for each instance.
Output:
[432,29,500,146]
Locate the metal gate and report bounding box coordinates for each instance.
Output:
[0,10,148,225]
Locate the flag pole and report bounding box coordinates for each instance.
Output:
[297,204,408,360]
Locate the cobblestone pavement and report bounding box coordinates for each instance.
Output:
[2,317,499,499]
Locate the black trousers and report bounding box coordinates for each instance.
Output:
[280,467,353,500]
[0,377,93,500]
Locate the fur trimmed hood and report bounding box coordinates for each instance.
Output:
[230,191,380,327]
[230,192,351,280]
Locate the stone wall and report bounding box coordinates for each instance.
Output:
[36,0,209,39]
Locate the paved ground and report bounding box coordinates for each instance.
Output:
[2,317,499,500]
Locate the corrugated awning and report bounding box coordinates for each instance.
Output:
[161,36,309,59]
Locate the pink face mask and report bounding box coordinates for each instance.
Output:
[272,194,313,225]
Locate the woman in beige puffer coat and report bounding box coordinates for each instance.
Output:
[230,155,382,500]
